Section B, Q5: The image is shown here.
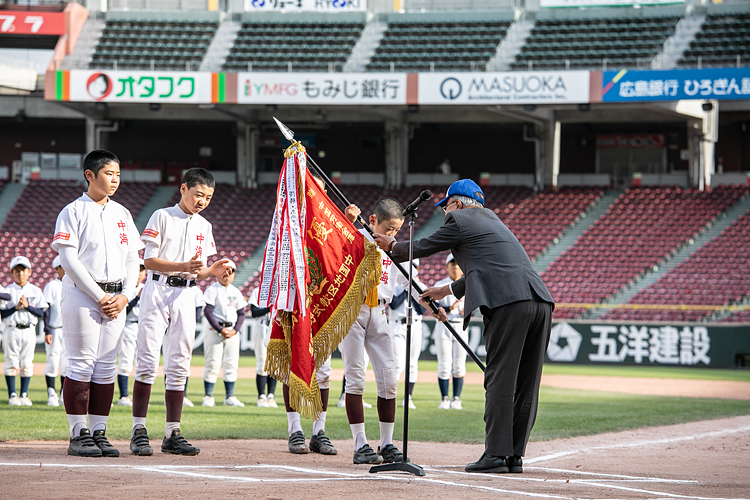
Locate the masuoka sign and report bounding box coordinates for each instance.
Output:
[418,71,591,105]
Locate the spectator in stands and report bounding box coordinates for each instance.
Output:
[437,158,452,175]
[373,179,554,474]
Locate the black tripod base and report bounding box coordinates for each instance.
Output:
[369,461,425,476]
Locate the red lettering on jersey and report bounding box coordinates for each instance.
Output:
[120,233,128,244]
[382,258,392,267]
[195,246,203,257]
[142,229,159,238]
[53,232,70,241]
[380,271,389,284]
[117,220,126,230]
[197,233,205,243]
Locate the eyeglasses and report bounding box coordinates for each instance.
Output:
[442,200,459,213]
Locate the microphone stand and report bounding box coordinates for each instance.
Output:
[369,208,424,476]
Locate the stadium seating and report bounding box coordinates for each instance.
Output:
[719,309,750,323]
[223,22,364,72]
[544,186,748,320]
[511,15,679,70]
[0,181,157,286]
[601,208,750,323]
[367,20,510,72]
[678,12,750,68]
[90,20,218,70]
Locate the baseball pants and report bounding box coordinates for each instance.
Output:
[253,322,270,376]
[44,327,68,378]
[434,321,469,379]
[117,322,138,377]
[203,328,240,384]
[391,317,423,382]
[339,304,398,399]
[316,356,332,390]
[3,326,35,377]
[61,282,126,384]
[135,279,196,392]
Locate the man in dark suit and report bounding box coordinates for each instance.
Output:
[373,179,554,474]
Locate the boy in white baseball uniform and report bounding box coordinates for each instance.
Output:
[249,286,278,407]
[43,256,66,406]
[433,254,468,410]
[116,261,146,407]
[52,150,143,457]
[201,259,248,407]
[389,258,426,410]
[339,198,408,465]
[130,168,230,457]
[3,256,47,407]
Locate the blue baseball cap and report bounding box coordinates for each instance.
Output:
[434,179,485,208]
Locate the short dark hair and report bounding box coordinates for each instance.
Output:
[372,197,404,223]
[83,150,119,184]
[182,168,215,189]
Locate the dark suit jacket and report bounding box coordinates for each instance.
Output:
[390,207,554,328]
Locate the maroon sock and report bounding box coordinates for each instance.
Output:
[88,382,115,416]
[345,393,364,424]
[282,384,294,412]
[165,389,183,423]
[377,396,396,423]
[132,381,152,418]
[320,388,329,412]
[62,378,90,415]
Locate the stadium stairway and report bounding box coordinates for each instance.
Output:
[234,242,267,297]
[344,17,388,73]
[61,16,106,70]
[413,210,446,240]
[532,190,622,274]
[652,12,705,69]
[589,190,750,319]
[0,183,26,229]
[199,19,241,72]
[488,15,535,71]
[134,185,178,233]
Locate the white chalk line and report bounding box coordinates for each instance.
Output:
[427,465,697,484]
[524,426,750,465]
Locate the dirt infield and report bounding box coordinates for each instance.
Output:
[1,415,748,500]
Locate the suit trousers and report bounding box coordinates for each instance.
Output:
[482,299,552,457]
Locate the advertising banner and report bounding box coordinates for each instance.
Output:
[48,70,220,103]
[541,0,682,7]
[244,0,366,12]
[418,71,590,105]
[0,11,66,36]
[599,67,750,102]
[237,72,408,105]
[596,134,666,149]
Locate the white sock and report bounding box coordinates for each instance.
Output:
[88,414,108,433]
[287,412,302,435]
[312,411,326,435]
[132,417,146,435]
[350,422,367,450]
[67,414,87,438]
[379,421,395,449]
[48,387,56,397]
[166,422,180,438]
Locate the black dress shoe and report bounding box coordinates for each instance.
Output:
[507,455,523,473]
[465,452,509,473]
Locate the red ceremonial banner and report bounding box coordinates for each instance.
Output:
[263,143,381,419]
[0,11,66,35]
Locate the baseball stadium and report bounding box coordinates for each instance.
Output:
[0,0,749,497]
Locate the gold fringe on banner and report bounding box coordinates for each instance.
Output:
[287,371,322,420]
[312,240,382,370]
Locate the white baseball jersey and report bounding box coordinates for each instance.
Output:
[51,193,144,282]
[194,286,206,309]
[43,278,63,329]
[360,229,408,302]
[141,205,217,280]
[434,276,464,322]
[125,283,144,323]
[3,282,47,327]
[204,281,248,325]
[390,279,426,321]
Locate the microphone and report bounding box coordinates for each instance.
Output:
[402,190,432,216]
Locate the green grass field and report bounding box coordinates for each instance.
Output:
[1,353,748,443]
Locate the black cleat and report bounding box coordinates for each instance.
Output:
[130,427,154,456]
[92,429,120,457]
[353,444,383,464]
[288,430,310,454]
[465,453,509,473]
[68,428,103,457]
[161,429,200,456]
[378,444,404,464]
[309,430,337,455]
[507,455,523,473]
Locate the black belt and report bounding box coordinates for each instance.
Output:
[15,324,31,329]
[97,281,123,293]
[153,273,196,288]
[219,321,233,328]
